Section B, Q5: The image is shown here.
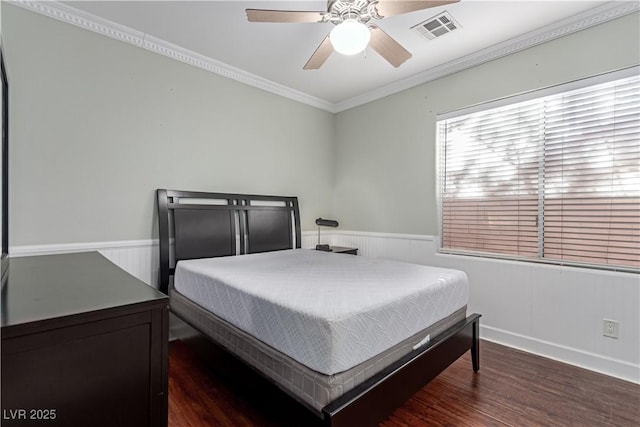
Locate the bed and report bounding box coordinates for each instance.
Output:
[157,189,480,427]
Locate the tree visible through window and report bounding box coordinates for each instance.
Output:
[438,71,639,271]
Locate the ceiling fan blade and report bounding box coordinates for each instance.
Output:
[246,9,325,23]
[303,35,334,70]
[375,0,460,17]
[369,26,412,68]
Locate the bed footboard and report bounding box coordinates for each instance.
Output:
[322,314,481,427]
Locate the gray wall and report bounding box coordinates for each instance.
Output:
[3,4,639,245]
[331,12,640,381]
[3,4,335,246]
[2,3,638,380]
[333,12,640,234]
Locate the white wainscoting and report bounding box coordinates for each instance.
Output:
[11,233,319,289]
[322,231,640,384]
[328,230,435,264]
[11,240,160,288]
[11,230,639,383]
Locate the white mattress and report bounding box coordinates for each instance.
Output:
[174,249,468,375]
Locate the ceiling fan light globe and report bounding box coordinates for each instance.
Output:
[329,20,370,56]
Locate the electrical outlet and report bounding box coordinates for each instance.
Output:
[603,319,619,339]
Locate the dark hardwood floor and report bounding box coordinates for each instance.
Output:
[168,338,640,426]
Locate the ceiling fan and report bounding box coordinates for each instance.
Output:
[246,0,459,70]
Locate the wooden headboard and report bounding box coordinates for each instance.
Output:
[156,189,301,294]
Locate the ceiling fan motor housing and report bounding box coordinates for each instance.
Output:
[246,0,458,69]
[327,0,380,25]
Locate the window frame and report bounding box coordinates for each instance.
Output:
[436,66,640,273]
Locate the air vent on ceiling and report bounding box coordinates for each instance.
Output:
[412,11,461,40]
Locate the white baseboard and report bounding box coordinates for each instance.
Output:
[481,325,640,383]
[10,231,639,384]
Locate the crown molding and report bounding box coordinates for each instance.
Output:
[10,1,639,114]
[9,0,336,112]
[11,1,147,48]
[333,1,640,112]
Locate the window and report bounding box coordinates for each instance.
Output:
[438,69,639,271]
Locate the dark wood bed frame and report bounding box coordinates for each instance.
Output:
[157,188,480,427]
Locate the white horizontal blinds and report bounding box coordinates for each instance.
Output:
[440,100,541,258]
[543,75,640,268]
[439,69,640,271]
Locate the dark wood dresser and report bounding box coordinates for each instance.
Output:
[1,252,169,427]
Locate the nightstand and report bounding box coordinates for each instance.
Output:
[330,246,358,255]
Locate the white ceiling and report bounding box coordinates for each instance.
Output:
[53,1,627,108]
